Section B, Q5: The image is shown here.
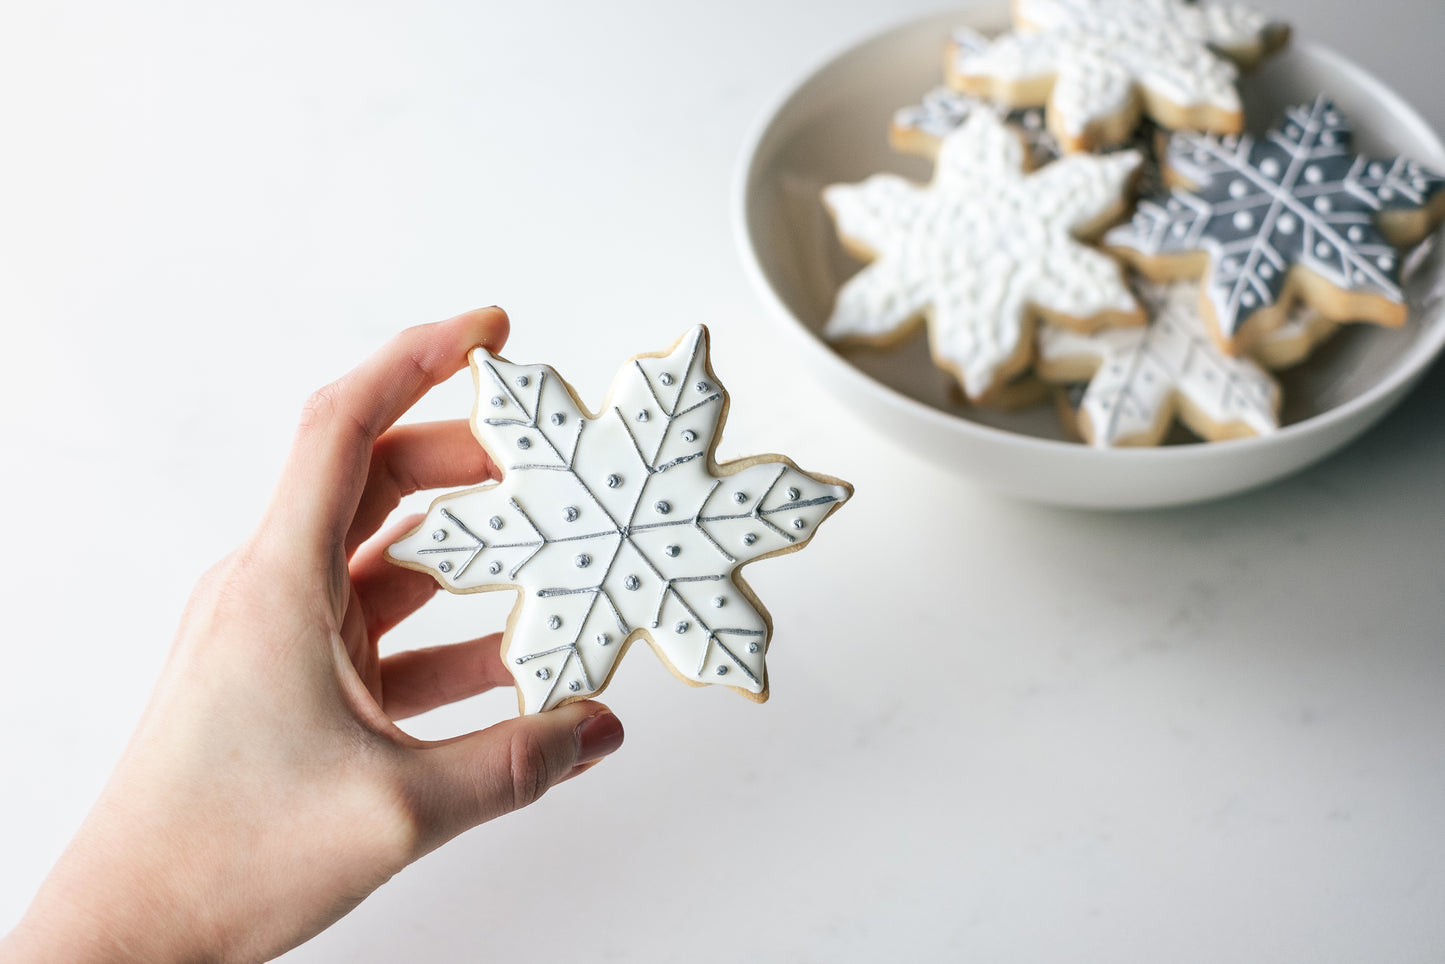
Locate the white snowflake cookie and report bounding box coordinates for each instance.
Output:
[387,327,852,715]
[1037,281,1283,446]
[948,0,1289,153]
[823,109,1144,403]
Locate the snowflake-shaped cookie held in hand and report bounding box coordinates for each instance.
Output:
[1106,97,1445,354]
[823,108,1144,403]
[947,0,1289,152]
[1037,280,1282,446]
[387,327,852,715]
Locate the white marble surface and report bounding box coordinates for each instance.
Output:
[2,1,1444,961]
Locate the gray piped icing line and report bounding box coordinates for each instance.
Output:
[1106,96,1445,341]
[388,327,851,714]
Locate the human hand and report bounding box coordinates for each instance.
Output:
[1,308,624,963]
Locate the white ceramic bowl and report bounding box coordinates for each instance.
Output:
[733,4,1445,509]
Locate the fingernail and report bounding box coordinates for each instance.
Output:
[575,710,624,765]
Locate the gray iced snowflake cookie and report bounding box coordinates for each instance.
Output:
[1106,97,1445,354]
[387,327,852,715]
[947,0,1288,153]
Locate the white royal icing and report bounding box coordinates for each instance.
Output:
[1038,280,1279,445]
[953,0,1281,141]
[824,109,1141,400]
[388,327,851,715]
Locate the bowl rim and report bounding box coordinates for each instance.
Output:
[730,4,1445,466]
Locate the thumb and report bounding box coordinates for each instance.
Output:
[403,702,624,854]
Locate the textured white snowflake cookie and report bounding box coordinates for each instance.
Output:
[387,327,852,715]
[947,0,1289,153]
[1106,97,1445,354]
[823,109,1144,403]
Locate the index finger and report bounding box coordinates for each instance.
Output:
[261,307,510,563]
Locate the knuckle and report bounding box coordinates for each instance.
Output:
[506,728,557,813]
[298,381,345,432]
[350,770,427,869]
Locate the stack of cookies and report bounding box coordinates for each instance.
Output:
[822,0,1445,447]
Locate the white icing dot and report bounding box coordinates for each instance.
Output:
[1379,254,1395,270]
[1241,292,1257,308]
[1232,210,1254,231]
[1315,242,1332,258]
[547,615,561,630]
[1260,158,1281,178]
[1260,264,1274,279]
[1415,178,1432,192]
[1348,226,1365,243]
[1379,187,1395,201]
[1321,132,1337,146]
[1221,257,1239,274]
[1277,213,1297,234]
[1314,196,1333,213]
[1369,162,1386,178]
[1171,222,1189,238]
[1304,165,1323,184]
[1228,179,1249,198]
